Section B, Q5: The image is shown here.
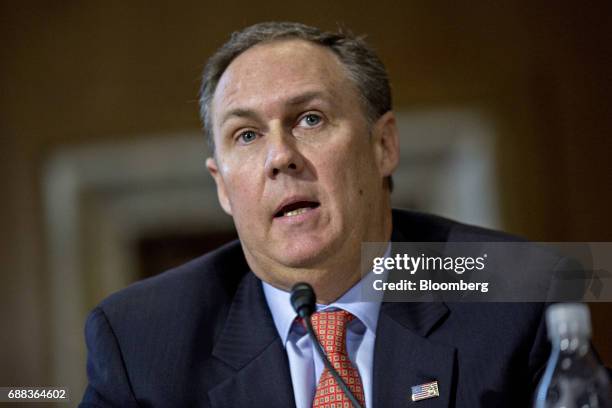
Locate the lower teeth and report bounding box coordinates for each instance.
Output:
[285,208,309,217]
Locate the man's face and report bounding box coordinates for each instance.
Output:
[207,39,398,295]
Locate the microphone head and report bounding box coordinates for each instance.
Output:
[290,282,316,318]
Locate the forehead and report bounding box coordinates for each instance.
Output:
[212,39,356,119]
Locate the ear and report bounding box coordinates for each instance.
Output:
[206,157,233,216]
[371,111,400,177]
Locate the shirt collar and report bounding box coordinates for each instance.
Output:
[262,244,390,344]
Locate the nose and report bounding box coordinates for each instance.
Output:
[264,127,305,178]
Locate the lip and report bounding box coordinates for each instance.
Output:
[272,195,320,219]
[273,204,321,225]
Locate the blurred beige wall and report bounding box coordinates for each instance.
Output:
[1,0,611,390]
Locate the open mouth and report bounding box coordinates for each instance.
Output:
[274,201,320,218]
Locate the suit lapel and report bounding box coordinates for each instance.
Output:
[372,220,456,407]
[208,272,296,408]
[373,302,455,407]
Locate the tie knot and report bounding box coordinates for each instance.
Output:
[310,310,355,356]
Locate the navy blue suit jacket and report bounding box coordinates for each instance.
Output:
[80,210,560,407]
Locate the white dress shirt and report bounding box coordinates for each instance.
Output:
[262,254,388,408]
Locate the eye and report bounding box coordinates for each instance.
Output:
[298,113,322,128]
[237,130,258,144]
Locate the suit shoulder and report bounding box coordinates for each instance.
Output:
[96,239,248,325]
[392,208,527,242]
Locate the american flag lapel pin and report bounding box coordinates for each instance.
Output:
[411,380,439,402]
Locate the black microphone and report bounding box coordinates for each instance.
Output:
[290,282,316,318]
[290,283,364,408]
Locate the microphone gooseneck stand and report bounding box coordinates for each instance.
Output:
[290,282,364,408]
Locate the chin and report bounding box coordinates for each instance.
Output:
[274,240,335,268]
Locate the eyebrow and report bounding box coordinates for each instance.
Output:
[218,90,332,128]
[219,108,260,128]
[285,90,330,107]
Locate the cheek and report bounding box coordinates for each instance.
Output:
[328,135,376,179]
[226,177,255,209]
[221,164,262,219]
[316,140,374,201]
[225,182,264,239]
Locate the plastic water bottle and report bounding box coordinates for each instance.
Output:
[534,303,610,408]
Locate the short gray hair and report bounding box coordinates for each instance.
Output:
[198,21,392,152]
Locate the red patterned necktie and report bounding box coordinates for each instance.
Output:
[310,310,366,408]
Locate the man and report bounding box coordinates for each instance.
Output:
[80,22,560,407]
